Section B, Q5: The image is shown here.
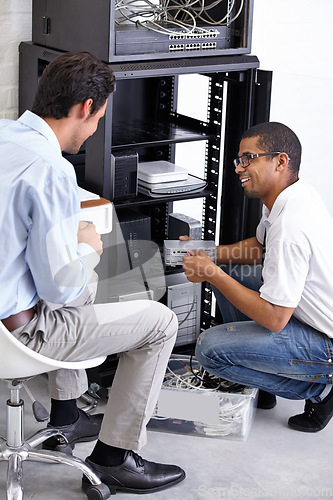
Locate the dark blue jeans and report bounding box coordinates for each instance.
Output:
[195,265,333,400]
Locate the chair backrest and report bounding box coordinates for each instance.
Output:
[0,321,106,379]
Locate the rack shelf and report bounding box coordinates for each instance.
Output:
[114,185,212,208]
[112,117,212,149]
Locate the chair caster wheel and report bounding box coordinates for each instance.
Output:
[85,482,113,499]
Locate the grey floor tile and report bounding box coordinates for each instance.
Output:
[0,375,332,499]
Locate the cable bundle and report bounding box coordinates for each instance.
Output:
[163,355,246,393]
[151,355,257,438]
[115,0,244,36]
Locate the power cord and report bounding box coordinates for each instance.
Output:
[177,285,197,326]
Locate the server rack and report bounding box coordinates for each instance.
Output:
[19,41,271,341]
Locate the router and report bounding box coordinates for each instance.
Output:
[138,174,207,198]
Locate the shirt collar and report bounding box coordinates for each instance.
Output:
[18,110,62,155]
[264,179,302,226]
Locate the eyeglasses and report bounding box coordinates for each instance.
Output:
[233,152,281,168]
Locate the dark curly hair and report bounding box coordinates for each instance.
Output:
[241,122,302,180]
[32,51,116,119]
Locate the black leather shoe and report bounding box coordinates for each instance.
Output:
[82,451,186,494]
[288,387,333,432]
[257,390,277,410]
[42,408,103,454]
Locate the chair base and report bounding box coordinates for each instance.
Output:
[0,392,111,500]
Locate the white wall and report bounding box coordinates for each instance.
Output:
[0,0,32,119]
[251,0,333,214]
[0,0,332,213]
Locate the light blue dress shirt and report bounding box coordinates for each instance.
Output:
[0,110,99,319]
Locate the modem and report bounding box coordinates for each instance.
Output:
[138,160,188,183]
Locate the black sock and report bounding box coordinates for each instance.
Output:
[89,440,127,467]
[50,398,79,426]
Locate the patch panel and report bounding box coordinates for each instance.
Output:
[185,43,201,51]
[169,29,219,41]
[202,42,217,50]
[169,44,184,52]
[185,31,205,39]
[169,33,186,40]
[186,29,219,39]
[169,41,217,52]
[115,23,242,57]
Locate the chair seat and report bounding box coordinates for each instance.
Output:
[0,321,106,379]
[0,321,110,498]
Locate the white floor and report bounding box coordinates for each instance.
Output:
[0,374,332,500]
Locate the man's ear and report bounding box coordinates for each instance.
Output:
[81,98,93,119]
[276,152,289,172]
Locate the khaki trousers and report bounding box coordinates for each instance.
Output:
[12,275,178,451]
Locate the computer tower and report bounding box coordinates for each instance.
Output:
[32,0,254,63]
[165,273,201,347]
[94,209,152,301]
[110,150,138,201]
[114,209,151,273]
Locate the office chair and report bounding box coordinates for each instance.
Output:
[0,320,111,499]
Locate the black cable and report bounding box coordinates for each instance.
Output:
[178,290,196,326]
[189,353,246,393]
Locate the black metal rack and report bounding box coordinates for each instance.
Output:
[19,40,271,340]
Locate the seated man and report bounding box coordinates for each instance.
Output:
[0,51,185,494]
[182,122,333,433]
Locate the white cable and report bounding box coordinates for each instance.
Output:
[152,356,255,437]
[114,0,244,33]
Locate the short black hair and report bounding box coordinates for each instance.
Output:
[32,51,116,119]
[241,122,302,179]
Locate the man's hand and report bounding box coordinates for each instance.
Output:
[179,235,194,241]
[182,250,220,283]
[78,221,103,256]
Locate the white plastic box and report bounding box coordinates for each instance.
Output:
[79,188,113,235]
[138,160,188,183]
[148,355,258,441]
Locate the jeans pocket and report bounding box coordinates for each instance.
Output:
[278,359,333,384]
